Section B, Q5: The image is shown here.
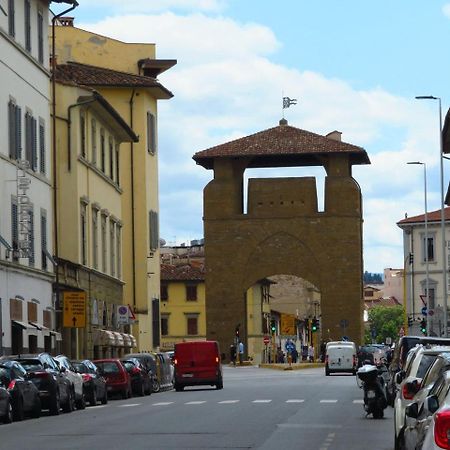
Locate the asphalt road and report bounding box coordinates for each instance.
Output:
[0,366,394,450]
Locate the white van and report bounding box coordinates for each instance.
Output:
[325,341,357,376]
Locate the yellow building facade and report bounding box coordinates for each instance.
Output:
[52,22,176,351]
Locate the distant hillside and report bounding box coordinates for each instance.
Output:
[363,271,383,284]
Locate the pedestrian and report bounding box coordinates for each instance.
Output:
[308,344,314,363]
[238,340,244,364]
[230,344,236,367]
[302,345,308,361]
[292,347,298,363]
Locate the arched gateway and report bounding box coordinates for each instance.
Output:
[193,120,370,354]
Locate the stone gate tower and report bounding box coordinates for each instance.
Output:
[193,120,370,352]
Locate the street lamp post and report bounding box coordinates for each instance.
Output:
[408,162,429,335]
[415,96,448,337]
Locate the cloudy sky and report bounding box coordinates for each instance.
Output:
[52,0,450,274]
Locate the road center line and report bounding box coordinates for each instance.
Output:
[118,403,141,407]
[320,400,338,403]
[286,399,305,403]
[219,400,240,404]
[152,402,174,406]
[253,400,272,403]
[185,401,206,405]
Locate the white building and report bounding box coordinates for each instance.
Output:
[397,208,450,336]
[0,0,76,355]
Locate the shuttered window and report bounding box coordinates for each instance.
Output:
[41,212,47,270]
[149,210,159,251]
[187,316,198,336]
[25,112,37,170]
[109,137,114,179]
[110,221,115,277]
[115,144,120,185]
[92,208,98,270]
[11,200,18,262]
[100,129,105,172]
[24,0,31,52]
[186,284,198,301]
[101,214,107,272]
[91,119,97,164]
[152,298,160,347]
[8,0,15,37]
[8,101,21,160]
[116,224,122,279]
[37,10,44,63]
[147,112,156,154]
[80,203,87,266]
[39,120,45,174]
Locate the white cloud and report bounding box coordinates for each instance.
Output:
[78,12,440,273]
[443,4,450,18]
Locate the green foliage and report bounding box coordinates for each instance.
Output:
[366,305,405,344]
[363,271,383,284]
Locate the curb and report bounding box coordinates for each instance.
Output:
[259,363,325,371]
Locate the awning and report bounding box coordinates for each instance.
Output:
[12,320,38,335]
[93,329,117,346]
[113,331,124,347]
[122,333,132,347]
[130,335,137,348]
[49,330,63,341]
[29,322,50,336]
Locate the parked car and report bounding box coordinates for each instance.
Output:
[123,353,158,393]
[1,353,73,415]
[155,352,174,391]
[121,358,152,396]
[174,340,223,391]
[0,384,12,424]
[0,360,41,421]
[387,336,450,406]
[403,352,450,449]
[93,359,131,399]
[393,345,450,450]
[357,345,387,367]
[55,355,85,410]
[73,360,108,406]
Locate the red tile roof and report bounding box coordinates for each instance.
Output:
[54,62,173,99]
[160,264,205,281]
[193,122,370,169]
[365,297,401,309]
[397,207,450,225]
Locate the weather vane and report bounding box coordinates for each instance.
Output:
[282,95,297,119]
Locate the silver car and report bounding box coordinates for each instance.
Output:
[56,355,85,410]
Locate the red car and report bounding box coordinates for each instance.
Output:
[92,359,131,399]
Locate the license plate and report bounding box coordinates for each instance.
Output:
[182,374,194,378]
[367,390,376,399]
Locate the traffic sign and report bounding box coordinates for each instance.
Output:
[422,306,428,316]
[63,291,86,328]
[263,336,270,345]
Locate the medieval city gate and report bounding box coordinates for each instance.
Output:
[193,120,370,355]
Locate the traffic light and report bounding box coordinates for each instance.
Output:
[235,325,240,338]
[408,316,413,327]
[409,253,414,265]
[420,319,427,335]
[270,320,276,334]
[311,318,318,332]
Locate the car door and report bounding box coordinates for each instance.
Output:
[12,363,32,412]
[45,355,68,402]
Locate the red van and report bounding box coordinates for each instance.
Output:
[174,341,223,391]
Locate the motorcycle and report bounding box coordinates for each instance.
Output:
[356,362,388,419]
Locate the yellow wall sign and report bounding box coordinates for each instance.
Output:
[280,314,296,336]
[63,291,86,328]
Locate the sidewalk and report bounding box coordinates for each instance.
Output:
[228,361,325,370]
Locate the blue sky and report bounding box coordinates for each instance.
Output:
[51,0,450,273]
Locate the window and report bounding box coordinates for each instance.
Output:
[11,199,18,262]
[149,210,159,251]
[41,211,47,270]
[39,119,45,174]
[25,111,37,170]
[152,299,160,347]
[115,143,120,185]
[100,129,105,172]
[109,137,114,180]
[110,221,115,277]
[80,202,87,265]
[101,213,107,272]
[8,100,21,160]
[161,314,169,336]
[186,284,198,301]
[187,316,198,336]
[91,119,97,164]
[8,0,15,37]
[92,207,99,269]
[116,224,122,279]
[24,0,31,52]
[80,111,86,158]
[37,10,44,63]
[365,290,374,297]
[161,283,168,301]
[147,112,156,154]
[422,234,435,262]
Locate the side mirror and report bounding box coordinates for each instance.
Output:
[425,395,440,414]
[59,366,66,373]
[406,402,419,419]
[395,371,405,385]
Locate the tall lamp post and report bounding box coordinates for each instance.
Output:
[407,162,430,335]
[415,96,448,337]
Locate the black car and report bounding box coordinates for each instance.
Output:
[123,353,158,393]
[120,358,152,396]
[1,353,73,415]
[0,385,12,424]
[0,360,41,421]
[73,360,108,406]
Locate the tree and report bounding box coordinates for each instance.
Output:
[365,305,405,344]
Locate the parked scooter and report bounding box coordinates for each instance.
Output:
[356,362,388,419]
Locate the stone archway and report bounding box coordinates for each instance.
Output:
[193,120,370,353]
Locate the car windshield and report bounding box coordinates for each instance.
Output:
[17,360,43,372]
[121,361,135,370]
[73,363,88,373]
[96,362,119,374]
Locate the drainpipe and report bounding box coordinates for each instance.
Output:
[129,90,137,309]
[50,1,78,342]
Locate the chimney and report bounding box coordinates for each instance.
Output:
[326,130,342,141]
[279,118,288,126]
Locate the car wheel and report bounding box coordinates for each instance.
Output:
[175,383,184,392]
[101,388,108,405]
[216,380,223,390]
[31,395,41,419]
[49,389,61,416]
[63,388,75,413]
[76,392,86,410]
[12,396,24,422]
[89,390,97,407]
[3,400,13,424]
[152,380,160,393]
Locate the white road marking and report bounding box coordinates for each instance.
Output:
[278,424,342,429]
[353,399,364,404]
[118,403,141,407]
[90,405,107,409]
[286,399,305,403]
[218,400,240,404]
[253,399,272,403]
[152,402,174,406]
[320,400,338,403]
[185,401,206,405]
